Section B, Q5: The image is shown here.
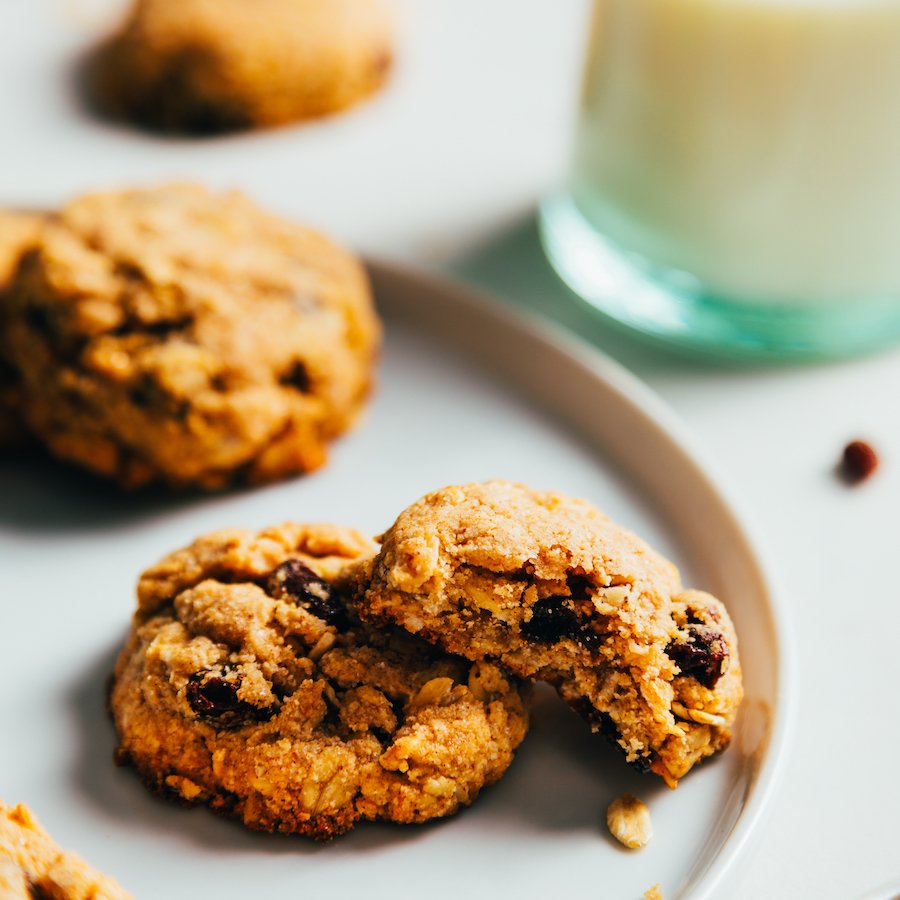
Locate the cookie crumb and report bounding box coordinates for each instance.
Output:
[839,440,879,484]
[607,792,653,849]
[644,885,663,900]
[355,480,743,788]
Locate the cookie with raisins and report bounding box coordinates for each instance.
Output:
[86,0,391,135]
[110,523,530,841]
[0,184,380,488]
[354,481,743,788]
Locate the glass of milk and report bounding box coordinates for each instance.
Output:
[540,0,900,357]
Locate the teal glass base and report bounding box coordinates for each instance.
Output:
[539,193,900,361]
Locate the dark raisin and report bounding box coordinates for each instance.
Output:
[280,361,311,393]
[267,559,346,627]
[626,753,653,774]
[187,671,241,716]
[210,373,228,393]
[129,385,153,408]
[521,596,580,643]
[840,439,879,484]
[578,627,604,653]
[566,571,593,600]
[666,628,727,689]
[186,669,274,727]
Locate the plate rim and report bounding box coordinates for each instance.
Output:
[367,258,798,900]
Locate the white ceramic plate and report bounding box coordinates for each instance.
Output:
[0,265,793,900]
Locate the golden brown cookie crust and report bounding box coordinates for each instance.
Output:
[0,801,132,900]
[111,523,530,841]
[0,185,380,488]
[355,481,743,787]
[88,0,392,134]
[0,210,45,450]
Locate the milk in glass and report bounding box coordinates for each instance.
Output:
[570,0,900,304]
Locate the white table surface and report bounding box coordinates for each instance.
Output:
[1,1,898,897]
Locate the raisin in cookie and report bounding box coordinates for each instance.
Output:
[354,481,743,788]
[87,0,392,135]
[0,185,380,488]
[110,523,530,841]
[0,210,45,449]
[0,801,132,900]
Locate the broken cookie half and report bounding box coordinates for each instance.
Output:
[354,480,743,787]
[0,800,132,900]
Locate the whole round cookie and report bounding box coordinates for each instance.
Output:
[354,481,743,788]
[88,0,392,134]
[0,185,380,488]
[111,523,530,840]
[0,800,132,900]
[0,210,45,449]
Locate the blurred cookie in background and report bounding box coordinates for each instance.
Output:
[0,210,45,450]
[0,184,381,489]
[0,800,132,900]
[86,0,393,135]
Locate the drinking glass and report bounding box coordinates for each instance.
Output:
[540,0,900,358]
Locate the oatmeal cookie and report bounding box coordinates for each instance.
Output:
[87,0,392,135]
[0,210,45,449]
[0,800,132,900]
[110,523,530,841]
[0,184,380,488]
[354,481,743,788]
